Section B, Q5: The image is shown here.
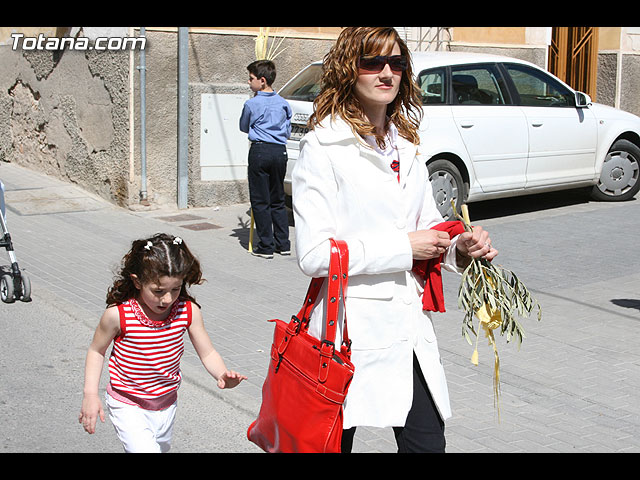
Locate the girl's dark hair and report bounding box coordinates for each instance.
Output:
[106,233,203,307]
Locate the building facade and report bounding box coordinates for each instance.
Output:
[1,26,638,209]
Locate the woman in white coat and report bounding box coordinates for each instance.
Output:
[291,27,498,453]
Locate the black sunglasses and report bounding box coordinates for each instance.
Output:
[358,55,408,72]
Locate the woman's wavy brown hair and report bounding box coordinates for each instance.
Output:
[106,233,204,307]
[309,27,423,148]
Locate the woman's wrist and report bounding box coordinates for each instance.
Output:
[455,247,471,269]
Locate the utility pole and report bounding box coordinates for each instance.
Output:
[177,27,188,209]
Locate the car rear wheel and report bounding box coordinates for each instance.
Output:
[428,159,466,219]
[591,139,640,201]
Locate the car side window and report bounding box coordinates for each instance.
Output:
[504,63,574,107]
[417,68,446,105]
[450,65,508,105]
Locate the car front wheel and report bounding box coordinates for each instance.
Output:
[427,159,466,220]
[591,139,640,201]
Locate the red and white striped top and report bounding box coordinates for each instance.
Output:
[107,299,192,409]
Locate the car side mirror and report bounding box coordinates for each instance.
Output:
[574,91,592,108]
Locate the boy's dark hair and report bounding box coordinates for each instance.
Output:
[247,60,277,86]
[106,233,203,307]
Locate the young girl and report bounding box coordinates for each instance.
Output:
[78,233,247,453]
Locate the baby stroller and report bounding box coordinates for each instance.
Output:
[0,179,31,303]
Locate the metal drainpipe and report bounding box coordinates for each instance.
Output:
[177,27,188,209]
[138,27,149,205]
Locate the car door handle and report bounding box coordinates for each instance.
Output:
[531,122,543,127]
[459,122,474,128]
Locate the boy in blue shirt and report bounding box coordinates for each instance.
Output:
[239,60,292,259]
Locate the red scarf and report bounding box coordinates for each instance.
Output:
[412,221,466,313]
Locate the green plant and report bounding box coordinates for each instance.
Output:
[452,201,541,415]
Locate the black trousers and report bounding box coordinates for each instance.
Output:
[247,142,290,254]
[341,353,446,453]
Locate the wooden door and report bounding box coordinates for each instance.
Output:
[548,27,599,100]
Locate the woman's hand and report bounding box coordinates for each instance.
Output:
[408,229,452,260]
[456,225,498,262]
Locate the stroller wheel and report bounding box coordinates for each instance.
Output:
[1,273,15,303]
[19,271,31,302]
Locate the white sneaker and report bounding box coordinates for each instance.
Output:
[250,250,274,259]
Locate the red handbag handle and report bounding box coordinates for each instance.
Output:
[293,239,350,353]
[272,239,350,383]
[325,239,349,352]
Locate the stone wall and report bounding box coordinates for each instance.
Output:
[0,42,133,206]
[621,53,640,115]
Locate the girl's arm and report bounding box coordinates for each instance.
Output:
[78,306,120,434]
[187,304,247,389]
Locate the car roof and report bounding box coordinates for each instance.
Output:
[410,51,535,71]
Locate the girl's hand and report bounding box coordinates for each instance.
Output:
[217,370,248,389]
[78,394,105,434]
[456,225,498,261]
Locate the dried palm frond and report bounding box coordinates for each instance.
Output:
[452,201,541,417]
[255,27,288,61]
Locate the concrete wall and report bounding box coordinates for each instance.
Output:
[620,53,640,115]
[0,38,133,206]
[595,52,640,114]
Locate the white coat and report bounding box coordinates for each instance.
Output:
[291,117,463,429]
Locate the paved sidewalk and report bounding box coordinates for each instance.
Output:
[1,161,639,453]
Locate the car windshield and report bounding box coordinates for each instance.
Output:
[280,64,323,101]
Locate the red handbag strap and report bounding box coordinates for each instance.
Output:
[325,239,349,350]
[294,239,350,351]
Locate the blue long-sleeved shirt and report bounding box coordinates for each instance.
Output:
[239,91,292,145]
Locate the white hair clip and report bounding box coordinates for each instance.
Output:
[144,241,153,251]
[173,236,183,245]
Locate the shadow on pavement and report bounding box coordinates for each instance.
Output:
[466,187,631,221]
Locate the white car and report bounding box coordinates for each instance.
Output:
[279,52,640,218]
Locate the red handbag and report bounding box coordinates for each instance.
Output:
[247,239,355,453]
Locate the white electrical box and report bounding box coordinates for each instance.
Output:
[200,93,250,181]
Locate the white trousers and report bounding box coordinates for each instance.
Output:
[105,393,177,453]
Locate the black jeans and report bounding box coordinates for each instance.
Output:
[247,142,290,254]
[341,353,446,453]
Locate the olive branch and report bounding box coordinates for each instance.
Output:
[452,200,541,415]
